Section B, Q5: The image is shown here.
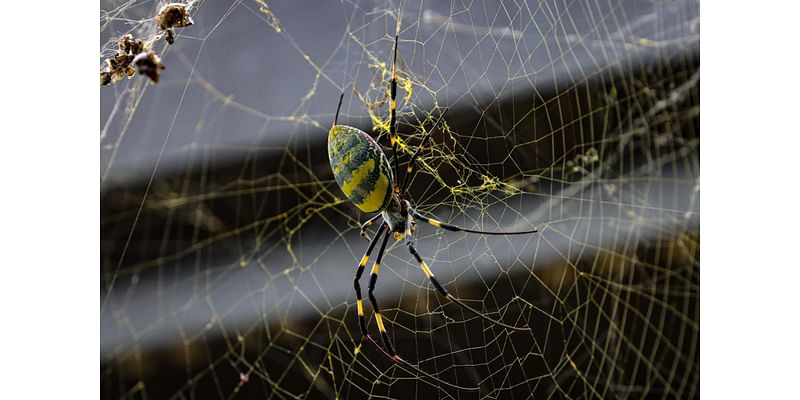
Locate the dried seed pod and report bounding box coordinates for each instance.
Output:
[100,71,113,86]
[118,34,145,55]
[132,51,166,84]
[155,3,194,44]
[100,34,148,86]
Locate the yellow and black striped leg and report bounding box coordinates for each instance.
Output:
[404,213,530,331]
[389,35,400,190]
[354,223,387,337]
[409,206,537,235]
[359,213,383,241]
[365,227,480,392]
[367,229,396,357]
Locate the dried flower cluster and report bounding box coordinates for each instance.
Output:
[155,3,195,45]
[132,51,166,84]
[100,2,194,86]
[100,35,147,86]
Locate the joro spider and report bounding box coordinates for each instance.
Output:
[328,36,537,391]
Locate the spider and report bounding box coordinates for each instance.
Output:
[328,36,537,391]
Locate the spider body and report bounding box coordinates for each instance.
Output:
[328,36,536,392]
[328,125,394,214]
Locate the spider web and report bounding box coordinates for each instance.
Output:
[100,1,699,398]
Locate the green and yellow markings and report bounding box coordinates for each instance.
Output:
[340,159,375,197]
[357,173,389,213]
[328,126,347,153]
[328,124,393,213]
[335,154,391,213]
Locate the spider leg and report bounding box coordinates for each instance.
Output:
[367,229,396,356]
[365,228,480,392]
[364,336,480,392]
[398,109,448,196]
[409,207,537,235]
[333,93,344,127]
[388,35,400,191]
[359,213,383,241]
[354,223,387,337]
[404,209,531,331]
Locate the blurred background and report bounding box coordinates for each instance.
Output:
[101,0,699,398]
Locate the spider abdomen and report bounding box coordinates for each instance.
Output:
[328,125,394,213]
